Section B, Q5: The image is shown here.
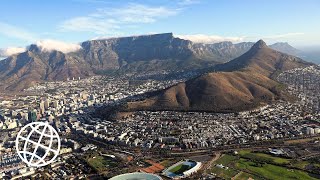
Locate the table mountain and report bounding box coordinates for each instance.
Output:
[0,33,304,91]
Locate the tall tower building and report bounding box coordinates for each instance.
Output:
[44,99,50,109]
[39,101,45,114]
[53,100,59,108]
[28,111,37,122]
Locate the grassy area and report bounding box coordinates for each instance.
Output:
[210,151,319,180]
[169,164,191,174]
[236,158,318,180]
[291,160,310,169]
[211,166,238,179]
[215,154,238,165]
[87,155,117,172]
[209,154,239,179]
[239,150,318,170]
[239,150,290,164]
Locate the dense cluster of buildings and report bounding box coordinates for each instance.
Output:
[69,101,320,150]
[278,65,320,113]
[0,75,188,179]
[0,66,319,178]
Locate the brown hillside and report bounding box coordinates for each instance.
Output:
[127,40,313,112]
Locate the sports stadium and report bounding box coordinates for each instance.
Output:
[162,159,202,179]
[109,172,163,180]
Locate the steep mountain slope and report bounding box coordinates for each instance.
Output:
[0,46,92,91]
[0,33,254,91]
[127,40,313,112]
[192,41,255,62]
[216,40,311,76]
[0,33,306,92]
[78,33,200,73]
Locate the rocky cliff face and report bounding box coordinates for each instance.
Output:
[0,33,305,91]
[78,33,195,72]
[191,41,255,62]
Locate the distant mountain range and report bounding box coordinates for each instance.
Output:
[0,33,308,91]
[126,40,314,112]
[269,42,301,56]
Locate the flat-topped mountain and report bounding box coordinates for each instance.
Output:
[127,40,314,112]
[0,33,306,91]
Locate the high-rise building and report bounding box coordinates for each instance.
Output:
[89,94,95,101]
[53,100,59,108]
[0,112,4,121]
[39,101,45,114]
[314,128,320,134]
[44,99,50,109]
[28,111,37,122]
[306,127,315,135]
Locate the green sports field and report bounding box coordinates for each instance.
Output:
[169,164,192,174]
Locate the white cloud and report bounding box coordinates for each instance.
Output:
[0,47,26,56]
[60,3,180,35]
[61,17,119,35]
[0,22,36,42]
[263,32,305,39]
[178,0,200,5]
[35,39,81,53]
[175,34,245,44]
[103,4,179,23]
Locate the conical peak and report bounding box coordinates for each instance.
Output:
[28,44,41,52]
[252,39,267,49]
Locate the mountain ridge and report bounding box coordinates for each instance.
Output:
[0,33,308,91]
[126,40,314,112]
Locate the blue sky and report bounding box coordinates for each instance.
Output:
[0,0,319,53]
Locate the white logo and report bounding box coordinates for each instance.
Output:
[15,122,60,167]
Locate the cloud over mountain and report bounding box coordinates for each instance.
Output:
[0,47,26,56]
[175,34,245,44]
[35,39,81,53]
